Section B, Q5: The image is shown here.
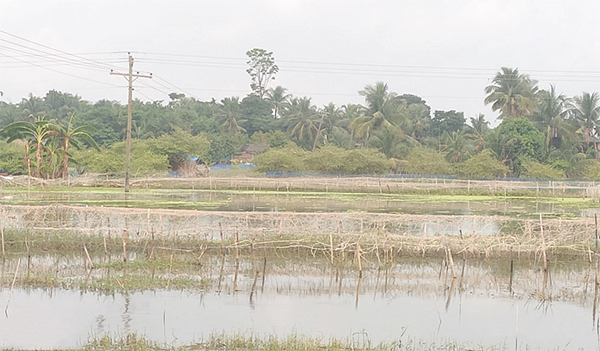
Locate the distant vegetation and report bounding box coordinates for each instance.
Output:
[0,49,599,179]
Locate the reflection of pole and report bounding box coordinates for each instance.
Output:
[110,53,152,192]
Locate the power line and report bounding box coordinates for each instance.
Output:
[131,50,600,77]
[0,30,123,71]
[0,51,118,87]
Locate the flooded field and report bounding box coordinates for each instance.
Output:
[1,251,600,350]
[1,180,600,350]
[1,188,598,218]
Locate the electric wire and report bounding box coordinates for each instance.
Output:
[0,30,123,71]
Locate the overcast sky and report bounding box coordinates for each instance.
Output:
[1,0,599,126]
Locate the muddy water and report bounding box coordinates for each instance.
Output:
[1,189,596,218]
[1,255,600,350]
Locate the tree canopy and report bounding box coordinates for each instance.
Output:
[0,58,598,180]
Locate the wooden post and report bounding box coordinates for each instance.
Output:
[356,242,362,277]
[82,240,94,269]
[539,214,548,272]
[329,231,334,265]
[122,229,128,262]
[592,213,598,255]
[447,248,457,279]
[509,259,514,294]
[0,221,4,260]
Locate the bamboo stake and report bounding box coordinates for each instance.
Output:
[356,242,362,278]
[122,229,128,262]
[355,275,362,308]
[249,269,259,303]
[261,256,267,293]
[103,234,108,256]
[594,260,598,327]
[219,222,224,255]
[82,241,94,269]
[234,229,239,261]
[329,231,334,265]
[447,248,457,279]
[539,214,548,272]
[5,258,20,318]
[233,260,239,293]
[595,213,598,252]
[1,221,4,260]
[509,259,514,294]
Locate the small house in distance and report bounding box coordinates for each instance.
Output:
[233,144,269,163]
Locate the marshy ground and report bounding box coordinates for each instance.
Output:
[1,175,600,350]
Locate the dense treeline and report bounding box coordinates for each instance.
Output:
[0,63,599,179]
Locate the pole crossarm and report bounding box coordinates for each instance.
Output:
[110,71,153,79]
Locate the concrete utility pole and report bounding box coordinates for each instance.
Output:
[110,53,152,192]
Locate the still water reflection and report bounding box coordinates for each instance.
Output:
[0,281,598,349]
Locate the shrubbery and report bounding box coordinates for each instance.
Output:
[73,141,169,176]
[0,140,26,174]
[72,130,209,176]
[253,144,390,174]
[457,150,509,179]
[519,156,565,179]
[253,143,307,173]
[401,147,453,175]
[584,161,600,180]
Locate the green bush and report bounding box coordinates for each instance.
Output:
[0,140,26,174]
[303,145,347,174]
[402,147,454,175]
[519,156,565,179]
[584,161,600,180]
[144,128,210,170]
[457,150,509,179]
[343,148,391,174]
[73,140,169,176]
[253,144,390,174]
[253,143,307,172]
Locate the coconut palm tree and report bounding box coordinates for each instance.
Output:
[312,103,343,150]
[443,129,471,163]
[282,97,319,143]
[569,92,600,152]
[265,86,291,119]
[369,124,404,158]
[484,67,538,119]
[533,86,572,152]
[350,82,402,144]
[341,103,366,148]
[468,113,489,153]
[19,93,47,119]
[218,97,246,135]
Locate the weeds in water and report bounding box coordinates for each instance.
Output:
[73,332,514,351]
